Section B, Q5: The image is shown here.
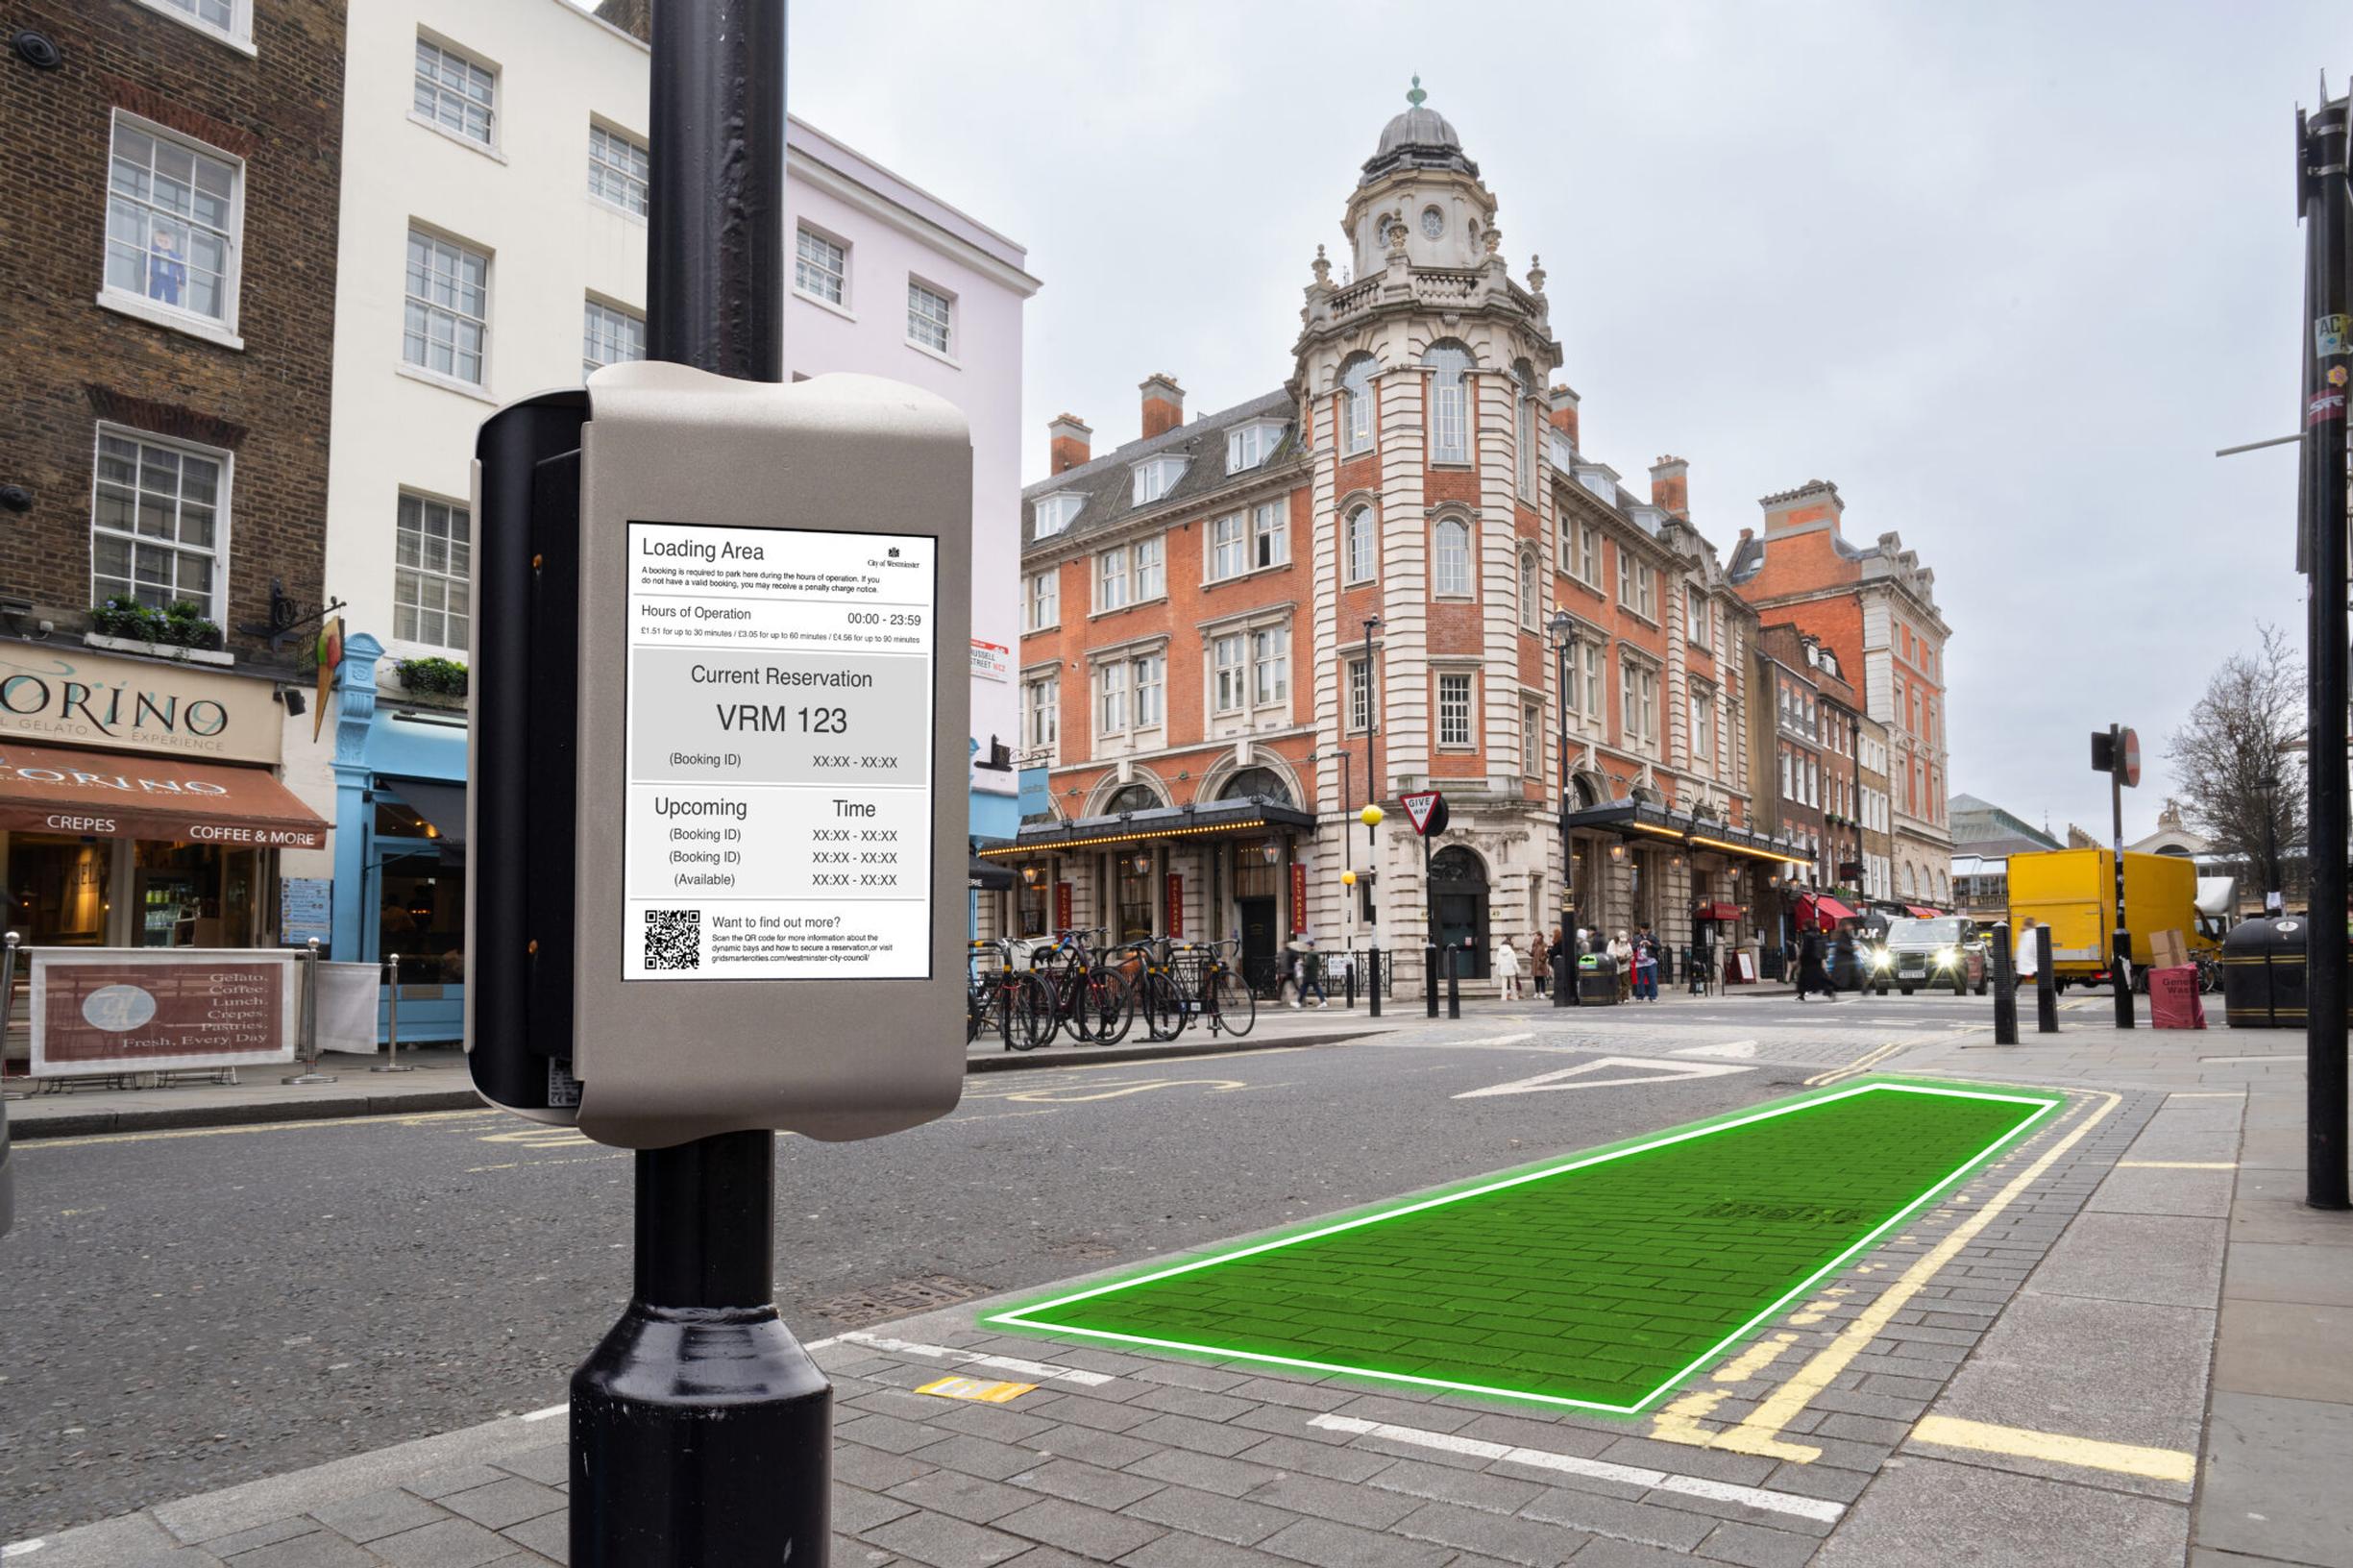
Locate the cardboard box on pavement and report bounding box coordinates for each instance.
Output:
[2151,929,2189,970]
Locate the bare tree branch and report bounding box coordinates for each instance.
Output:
[2164,623,2307,899]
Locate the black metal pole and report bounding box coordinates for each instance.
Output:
[575,6,830,1566]
[1446,942,1461,1018]
[1423,833,1437,1014]
[2036,925,2058,1035]
[2110,728,2134,1030]
[2301,92,2351,1210]
[1368,944,1382,1017]
[1992,919,2018,1045]
[1557,631,1579,1008]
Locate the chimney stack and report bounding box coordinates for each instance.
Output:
[1650,454,1689,520]
[1140,374,1185,440]
[1546,383,1581,452]
[1047,413,1091,476]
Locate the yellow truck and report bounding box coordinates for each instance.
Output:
[2005,848,2228,990]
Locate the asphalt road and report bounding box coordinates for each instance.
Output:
[0,992,2003,1537]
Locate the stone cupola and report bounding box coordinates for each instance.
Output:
[1341,77,1500,279]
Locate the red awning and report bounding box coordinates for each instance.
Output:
[1694,901,1741,921]
[1905,905,1942,919]
[0,740,329,849]
[1815,896,1860,922]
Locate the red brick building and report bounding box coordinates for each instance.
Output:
[0,0,343,950]
[992,87,1805,991]
[1730,480,1954,907]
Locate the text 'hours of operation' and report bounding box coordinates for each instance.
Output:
[622,521,936,981]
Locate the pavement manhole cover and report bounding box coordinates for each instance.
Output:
[816,1274,993,1329]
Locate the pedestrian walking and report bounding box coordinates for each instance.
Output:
[2015,917,2040,982]
[1831,924,1857,992]
[1529,930,1550,997]
[1608,929,1634,1002]
[1285,932,1328,1008]
[1795,926,1837,1001]
[1495,935,1524,1001]
[1632,923,1660,1002]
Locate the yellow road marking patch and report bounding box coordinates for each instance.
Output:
[1909,1414,2196,1482]
[1804,1042,1903,1089]
[916,1376,1037,1403]
[20,1107,499,1150]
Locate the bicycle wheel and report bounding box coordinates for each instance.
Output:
[1212,968,1256,1036]
[967,984,985,1044]
[1006,972,1057,1050]
[1139,970,1187,1041]
[1080,969,1132,1044]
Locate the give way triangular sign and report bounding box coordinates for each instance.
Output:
[1401,790,1444,836]
[1452,1055,1752,1099]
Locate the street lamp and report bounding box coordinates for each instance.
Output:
[1360,615,1383,826]
[1849,710,1863,904]
[1548,608,1583,1006]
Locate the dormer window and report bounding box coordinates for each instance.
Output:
[1132,454,1187,506]
[1226,420,1286,474]
[1032,492,1084,538]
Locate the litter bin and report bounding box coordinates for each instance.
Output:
[2222,916,2310,1028]
[1578,952,1620,1005]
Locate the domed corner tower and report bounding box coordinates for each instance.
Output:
[1290,80,1567,991]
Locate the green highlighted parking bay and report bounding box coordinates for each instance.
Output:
[985,1079,2063,1414]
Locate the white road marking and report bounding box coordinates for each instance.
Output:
[1675,1040,1759,1059]
[1461,1032,1534,1046]
[2,1541,47,1558]
[1309,1413,1844,1524]
[520,1403,569,1423]
[2196,1054,2304,1066]
[838,1331,1115,1387]
[1454,1055,1752,1098]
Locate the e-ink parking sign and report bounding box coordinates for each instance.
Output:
[623,523,936,981]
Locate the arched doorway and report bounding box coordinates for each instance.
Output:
[1430,845,1490,980]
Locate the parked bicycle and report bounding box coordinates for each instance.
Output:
[968,939,1054,1051]
[1032,927,1134,1046]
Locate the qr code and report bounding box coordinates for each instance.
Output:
[644,909,701,970]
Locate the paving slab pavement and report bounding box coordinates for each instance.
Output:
[10,1020,2349,1566]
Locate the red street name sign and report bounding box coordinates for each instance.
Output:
[1401,790,1448,837]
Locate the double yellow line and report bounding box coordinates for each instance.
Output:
[1804,1041,1904,1087]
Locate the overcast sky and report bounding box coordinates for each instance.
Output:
[787,1,2341,843]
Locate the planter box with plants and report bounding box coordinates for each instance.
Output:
[86,598,232,665]
[394,656,468,701]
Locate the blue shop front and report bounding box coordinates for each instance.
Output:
[329,635,467,1041]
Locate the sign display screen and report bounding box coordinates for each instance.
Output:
[622,521,937,981]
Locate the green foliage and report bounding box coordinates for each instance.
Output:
[395,655,469,698]
[88,596,225,651]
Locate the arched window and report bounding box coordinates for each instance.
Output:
[1345,504,1376,583]
[1514,359,1540,502]
[1217,767,1292,806]
[1434,517,1471,598]
[1423,340,1473,462]
[1102,782,1163,815]
[1518,545,1539,631]
[1339,354,1377,455]
[1900,863,1917,899]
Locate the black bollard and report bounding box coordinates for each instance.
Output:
[2036,924,2058,1034]
[1446,943,1461,1019]
[1426,943,1439,1017]
[1563,923,1581,1007]
[1368,946,1382,1017]
[1344,955,1356,1010]
[1553,948,1572,1008]
[1992,920,2018,1045]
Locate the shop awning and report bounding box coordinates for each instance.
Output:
[981,796,1317,856]
[968,855,1017,891]
[381,777,466,865]
[1693,901,1741,921]
[1815,895,1860,922]
[1559,798,1810,869]
[0,740,329,849]
[1905,904,1943,919]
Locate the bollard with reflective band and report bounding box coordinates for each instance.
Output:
[2036,925,2059,1034]
[1991,920,2018,1046]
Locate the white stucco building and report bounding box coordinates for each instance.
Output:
[283,0,1036,1039]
